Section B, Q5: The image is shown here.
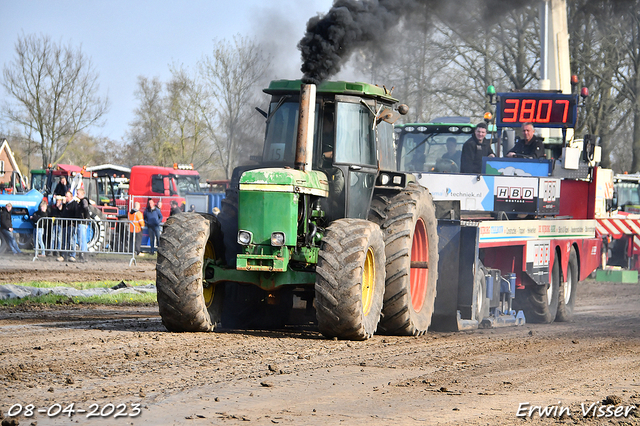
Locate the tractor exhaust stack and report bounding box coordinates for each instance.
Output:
[295,83,316,172]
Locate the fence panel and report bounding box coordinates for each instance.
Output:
[33,217,137,265]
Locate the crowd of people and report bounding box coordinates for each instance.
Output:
[0,190,205,260]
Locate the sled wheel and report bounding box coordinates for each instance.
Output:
[370,183,439,336]
[473,261,489,322]
[515,254,560,324]
[315,218,386,340]
[156,213,224,332]
[556,247,578,322]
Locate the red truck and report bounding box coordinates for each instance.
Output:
[128,164,200,221]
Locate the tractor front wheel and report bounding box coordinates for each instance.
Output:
[315,218,386,340]
[156,213,224,332]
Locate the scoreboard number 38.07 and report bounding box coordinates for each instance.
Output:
[496,93,577,128]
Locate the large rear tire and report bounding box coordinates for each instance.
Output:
[556,247,578,322]
[514,254,560,324]
[315,218,386,340]
[156,213,224,332]
[370,183,439,336]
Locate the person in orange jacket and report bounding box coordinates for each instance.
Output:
[129,201,145,256]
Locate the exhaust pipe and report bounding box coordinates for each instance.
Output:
[295,83,316,171]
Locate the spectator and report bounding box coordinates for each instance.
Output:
[75,188,92,263]
[59,191,77,262]
[170,200,182,216]
[507,122,545,159]
[0,203,23,255]
[189,204,196,212]
[30,199,49,258]
[144,199,163,255]
[460,122,495,174]
[53,176,69,197]
[49,196,64,257]
[128,201,145,256]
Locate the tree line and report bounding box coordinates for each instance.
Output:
[2,0,640,178]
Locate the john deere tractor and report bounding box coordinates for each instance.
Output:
[156,80,439,340]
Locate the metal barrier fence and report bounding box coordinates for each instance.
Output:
[33,217,137,265]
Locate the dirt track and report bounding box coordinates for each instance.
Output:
[0,258,639,425]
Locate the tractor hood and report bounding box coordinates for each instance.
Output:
[0,189,44,209]
[239,168,329,197]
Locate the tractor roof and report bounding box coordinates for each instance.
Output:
[265,80,398,103]
[396,121,497,133]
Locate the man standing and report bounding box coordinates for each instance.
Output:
[144,199,163,255]
[30,200,49,257]
[170,200,182,216]
[76,188,92,262]
[507,122,545,158]
[49,196,64,257]
[129,201,145,256]
[0,203,23,255]
[460,122,495,174]
[59,191,77,262]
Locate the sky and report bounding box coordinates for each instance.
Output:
[0,0,333,143]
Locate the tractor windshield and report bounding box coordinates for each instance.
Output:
[262,100,321,165]
[615,182,640,207]
[398,127,473,173]
[31,172,47,192]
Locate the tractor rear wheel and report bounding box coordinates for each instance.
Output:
[156,213,224,332]
[514,255,560,324]
[370,183,439,336]
[315,218,386,340]
[556,247,578,322]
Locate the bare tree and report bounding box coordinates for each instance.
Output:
[126,76,167,166]
[569,0,627,170]
[164,68,214,174]
[1,34,109,168]
[198,35,271,179]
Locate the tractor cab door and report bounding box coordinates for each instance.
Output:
[334,97,378,220]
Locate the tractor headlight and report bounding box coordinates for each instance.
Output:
[271,232,285,247]
[237,230,252,246]
[380,173,391,185]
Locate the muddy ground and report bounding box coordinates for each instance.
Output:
[0,257,639,425]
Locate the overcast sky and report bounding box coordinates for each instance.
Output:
[0,0,333,142]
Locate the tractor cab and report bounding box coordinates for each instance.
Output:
[396,121,477,174]
[260,80,401,221]
[0,171,28,194]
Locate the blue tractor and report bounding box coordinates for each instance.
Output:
[0,171,43,253]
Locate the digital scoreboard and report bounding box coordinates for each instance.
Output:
[496,92,577,128]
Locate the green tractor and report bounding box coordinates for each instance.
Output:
[156,80,439,340]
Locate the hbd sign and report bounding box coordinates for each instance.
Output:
[497,186,535,201]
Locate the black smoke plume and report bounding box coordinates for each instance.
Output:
[298,0,534,84]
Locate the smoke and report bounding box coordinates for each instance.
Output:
[298,0,534,84]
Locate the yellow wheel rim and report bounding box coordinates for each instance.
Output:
[203,241,216,307]
[362,247,375,316]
